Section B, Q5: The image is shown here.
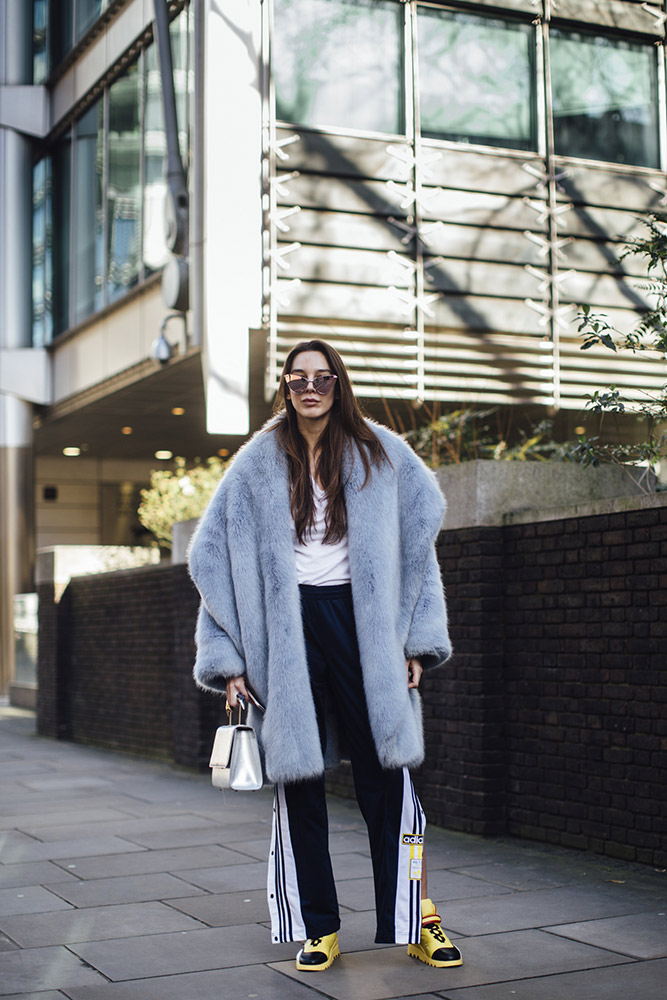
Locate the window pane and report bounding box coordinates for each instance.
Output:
[32,159,53,345]
[418,8,536,151]
[73,101,104,324]
[273,0,403,134]
[143,12,190,272]
[76,0,109,41]
[33,0,48,83]
[108,61,142,303]
[50,0,74,70]
[52,131,71,335]
[550,29,659,168]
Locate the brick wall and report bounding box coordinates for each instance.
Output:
[38,500,667,866]
[502,506,667,866]
[38,564,225,768]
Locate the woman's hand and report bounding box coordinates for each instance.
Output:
[226,675,249,708]
[406,658,422,690]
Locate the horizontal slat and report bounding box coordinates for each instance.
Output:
[280,209,416,252]
[278,173,548,232]
[277,208,649,284]
[438,0,538,18]
[559,237,645,277]
[559,271,654,310]
[275,127,412,182]
[555,203,654,241]
[554,0,663,35]
[425,257,554,299]
[421,187,548,231]
[277,280,549,333]
[276,243,413,288]
[556,162,665,212]
[419,141,541,196]
[276,172,406,217]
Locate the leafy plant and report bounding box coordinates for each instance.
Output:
[138,456,229,549]
[402,407,574,468]
[578,211,667,480]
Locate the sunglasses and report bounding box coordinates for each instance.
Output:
[284,374,338,395]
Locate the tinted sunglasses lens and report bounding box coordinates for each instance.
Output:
[286,377,308,393]
[314,376,336,394]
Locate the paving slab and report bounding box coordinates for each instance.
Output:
[0,809,134,832]
[116,821,270,851]
[0,862,79,890]
[337,872,510,912]
[18,776,116,793]
[546,910,667,960]
[1,994,67,1000]
[230,829,370,862]
[0,945,106,995]
[0,900,202,947]
[69,924,297,980]
[1,834,147,865]
[176,860,270,893]
[166,889,271,927]
[0,796,177,821]
[0,885,73,916]
[16,814,221,844]
[45,872,207,908]
[331,852,374,881]
[453,860,576,891]
[270,928,629,999]
[441,882,665,937]
[2,707,664,1000]
[446,957,667,1000]
[51,843,250,879]
[0,930,19,951]
[62,964,327,1000]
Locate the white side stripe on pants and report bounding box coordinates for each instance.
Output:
[394,766,426,944]
[267,783,307,943]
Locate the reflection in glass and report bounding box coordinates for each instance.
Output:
[143,13,190,273]
[550,29,659,168]
[51,132,71,336]
[418,8,536,150]
[32,159,53,346]
[108,62,141,302]
[50,0,74,71]
[273,0,403,134]
[76,0,110,41]
[33,0,48,83]
[73,101,104,324]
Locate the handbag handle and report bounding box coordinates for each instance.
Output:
[225,698,245,725]
[224,689,266,722]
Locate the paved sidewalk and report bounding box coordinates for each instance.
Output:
[1,705,665,1000]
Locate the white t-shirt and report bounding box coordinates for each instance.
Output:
[291,479,351,586]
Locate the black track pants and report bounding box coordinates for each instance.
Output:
[267,583,425,945]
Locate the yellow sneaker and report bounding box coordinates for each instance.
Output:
[408,898,463,968]
[295,931,340,971]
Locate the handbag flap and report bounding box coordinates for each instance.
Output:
[209,725,255,768]
[209,726,234,768]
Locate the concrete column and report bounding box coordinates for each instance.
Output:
[0,0,36,694]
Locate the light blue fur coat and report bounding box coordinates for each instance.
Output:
[188,417,451,784]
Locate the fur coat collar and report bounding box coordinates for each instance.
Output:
[188,417,450,784]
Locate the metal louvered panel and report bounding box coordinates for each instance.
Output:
[264,6,667,415]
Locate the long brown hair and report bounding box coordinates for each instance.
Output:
[272,340,390,543]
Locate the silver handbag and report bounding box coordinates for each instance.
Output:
[209,695,263,792]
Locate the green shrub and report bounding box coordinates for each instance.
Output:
[138,455,229,549]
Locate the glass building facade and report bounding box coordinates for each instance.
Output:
[273,0,661,169]
[30,0,667,419]
[31,9,190,345]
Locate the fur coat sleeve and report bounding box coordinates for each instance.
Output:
[188,417,450,784]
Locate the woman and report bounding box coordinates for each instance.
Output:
[189,340,462,972]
